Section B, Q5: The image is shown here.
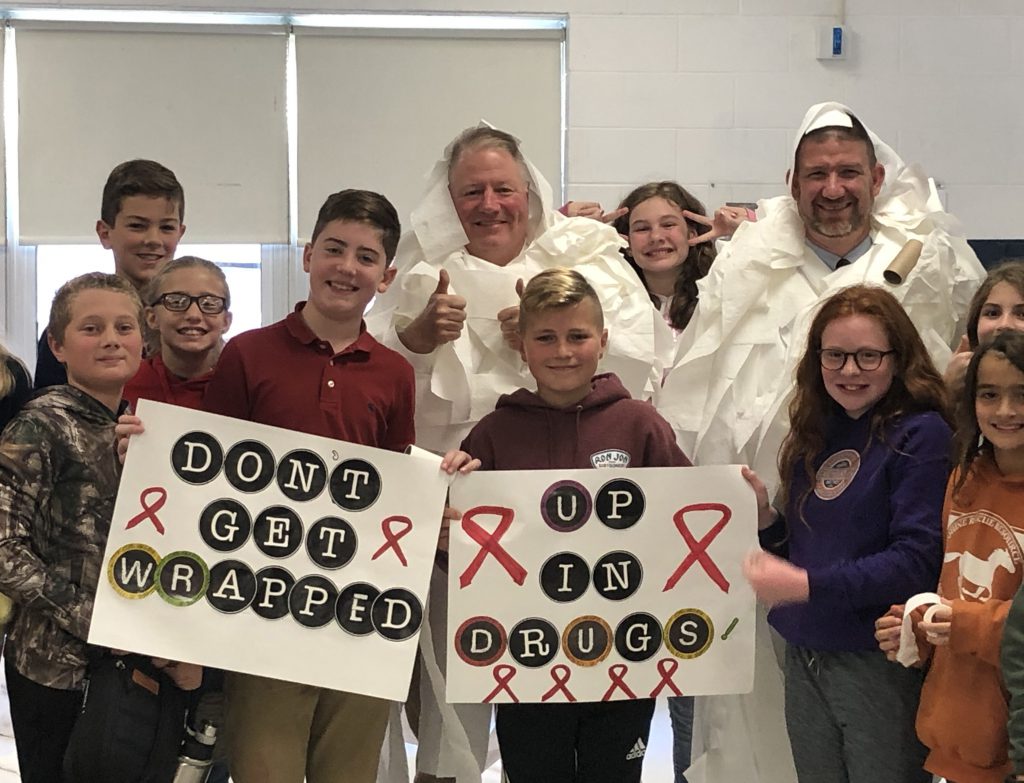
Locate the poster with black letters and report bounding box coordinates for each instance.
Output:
[447,466,756,703]
[89,400,449,701]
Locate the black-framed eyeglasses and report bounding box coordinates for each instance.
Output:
[818,349,896,371]
[153,292,227,315]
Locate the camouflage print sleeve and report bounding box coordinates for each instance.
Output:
[0,415,92,640]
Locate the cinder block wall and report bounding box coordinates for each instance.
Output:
[36,0,1024,237]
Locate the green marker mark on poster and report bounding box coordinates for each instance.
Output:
[721,617,739,640]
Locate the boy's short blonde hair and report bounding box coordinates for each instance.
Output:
[49,272,144,345]
[518,268,604,332]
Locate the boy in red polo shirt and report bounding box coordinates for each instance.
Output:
[202,190,420,782]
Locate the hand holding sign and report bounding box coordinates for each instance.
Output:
[115,413,145,464]
[741,467,778,531]
[437,449,481,554]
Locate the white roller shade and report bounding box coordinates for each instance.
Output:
[17,27,288,244]
[296,31,562,241]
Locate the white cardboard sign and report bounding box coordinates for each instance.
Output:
[447,466,756,704]
[89,400,448,701]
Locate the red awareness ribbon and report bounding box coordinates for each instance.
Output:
[601,663,637,701]
[649,658,683,698]
[125,487,167,534]
[662,503,731,593]
[458,506,528,588]
[540,664,577,703]
[483,664,519,703]
[370,515,413,567]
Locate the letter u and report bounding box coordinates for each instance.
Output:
[556,494,577,522]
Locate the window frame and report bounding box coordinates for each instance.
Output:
[0,8,567,368]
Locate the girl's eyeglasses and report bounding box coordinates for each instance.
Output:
[153,292,227,315]
[818,349,895,372]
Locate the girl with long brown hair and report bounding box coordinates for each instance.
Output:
[875,330,1024,783]
[742,284,951,782]
[614,182,717,334]
[945,259,1024,393]
[614,182,718,783]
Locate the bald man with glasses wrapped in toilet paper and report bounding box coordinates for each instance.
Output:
[366,125,671,783]
[654,102,985,783]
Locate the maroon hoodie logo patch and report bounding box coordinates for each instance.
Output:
[591,450,631,469]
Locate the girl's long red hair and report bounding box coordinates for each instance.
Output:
[779,285,950,519]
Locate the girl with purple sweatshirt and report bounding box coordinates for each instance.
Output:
[742,285,952,783]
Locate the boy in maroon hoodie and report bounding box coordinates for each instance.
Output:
[460,267,692,783]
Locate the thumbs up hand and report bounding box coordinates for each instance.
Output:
[433,268,451,296]
[497,278,526,352]
[397,269,468,354]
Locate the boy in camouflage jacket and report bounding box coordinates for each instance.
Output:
[0,273,144,783]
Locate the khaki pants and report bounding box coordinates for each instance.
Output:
[225,672,389,783]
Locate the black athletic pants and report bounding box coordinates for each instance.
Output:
[496,698,655,783]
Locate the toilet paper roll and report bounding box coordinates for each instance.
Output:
[883,239,924,285]
[896,591,942,667]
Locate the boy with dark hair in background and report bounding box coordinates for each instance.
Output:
[35,158,185,388]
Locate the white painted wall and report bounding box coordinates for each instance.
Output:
[15,0,1024,238]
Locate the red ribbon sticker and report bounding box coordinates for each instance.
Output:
[540,664,577,703]
[663,503,731,593]
[483,664,519,703]
[370,515,413,567]
[459,506,528,588]
[125,487,168,535]
[649,658,683,698]
[601,663,637,701]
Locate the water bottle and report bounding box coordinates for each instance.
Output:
[171,719,217,783]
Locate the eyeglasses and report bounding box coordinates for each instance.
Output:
[153,292,227,315]
[818,349,896,371]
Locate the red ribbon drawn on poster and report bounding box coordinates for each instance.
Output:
[125,487,168,535]
[483,664,519,703]
[663,503,731,593]
[649,658,684,698]
[601,663,637,701]
[541,664,577,702]
[370,515,414,567]
[459,506,528,588]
